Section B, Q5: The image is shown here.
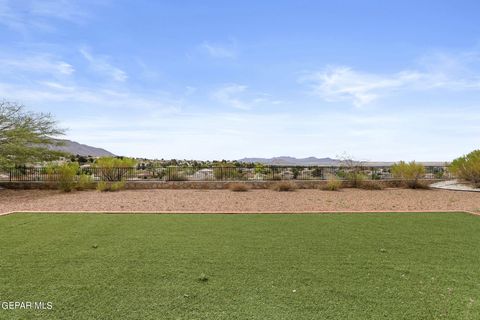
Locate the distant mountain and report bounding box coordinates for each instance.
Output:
[49,139,115,157]
[238,156,342,166]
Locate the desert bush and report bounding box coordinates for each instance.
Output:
[271,181,297,192]
[110,180,126,191]
[228,183,250,192]
[94,157,136,181]
[322,175,342,191]
[96,180,126,192]
[345,172,367,188]
[57,162,79,192]
[360,180,384,190]
[76,173,94,191]
[449,150,480,187]
[96,180,108,192]
[391,161,426,189]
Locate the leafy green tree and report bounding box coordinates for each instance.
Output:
[94,157,136,181]
[449,150,480,187]
[0,101,65,168]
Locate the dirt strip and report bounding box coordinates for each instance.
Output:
[1,188,480,215]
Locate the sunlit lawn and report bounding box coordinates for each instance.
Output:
[1,212,479,319]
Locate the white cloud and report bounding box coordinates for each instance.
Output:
[211,84,282,110]
[80,48,127,82]
[0,80,181,113]
[302,66,424,107]
[200,41,237,59]
[302,52,480,107]
[0,0,99,32]
[212,84,250,109]
[0,54,74,76]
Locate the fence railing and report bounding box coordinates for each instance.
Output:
[1,165,452,182]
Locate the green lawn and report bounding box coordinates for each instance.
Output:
[0,213,479,319]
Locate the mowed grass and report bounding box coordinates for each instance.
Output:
[0,213,480,319]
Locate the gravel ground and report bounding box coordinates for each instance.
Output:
[1,188,480,214]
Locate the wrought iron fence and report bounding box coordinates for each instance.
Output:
[2,165,452,182]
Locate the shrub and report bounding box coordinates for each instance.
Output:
[76,173,94,191]
[271,181,297,192]
[228,183,250,192]
[323,175,342,191]
[449,150,480,187]
[110,180,126,191]
[94,157,136,181]
[391,161,426,189]
[57,162,79,192]
[360,180,384,190]
[96,180,126,192]
[345,172,367,188]
[96,180,108,192]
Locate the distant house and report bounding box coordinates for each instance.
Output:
[191,169,214,180]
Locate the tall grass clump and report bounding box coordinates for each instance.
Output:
[322,175,342,191]
[97,180,126,192]
[391,161,426,189]
[449,150,480,187]
[76,173,94,191]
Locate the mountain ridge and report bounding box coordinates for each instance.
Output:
[49,139,115,157]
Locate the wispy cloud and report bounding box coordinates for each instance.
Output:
[199,40,238,59]
[211,84,281,110]
[0,0,99,32]
[80,48,128,82]
[0,54,74,76]
[212,84,249,109]
[0,80,180,113]
[301,52,480,107]
[301,66,423,107]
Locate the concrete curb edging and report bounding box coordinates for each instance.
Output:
[1,210,479,217]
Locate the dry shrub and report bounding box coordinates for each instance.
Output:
[322,175,342,191]
[228,183,250,192]
[360,180,384,190]
[271,181,297,192]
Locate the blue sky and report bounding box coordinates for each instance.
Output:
[1,0,480,161]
